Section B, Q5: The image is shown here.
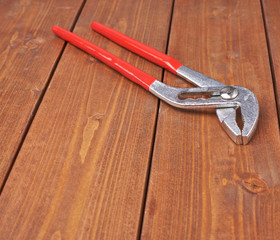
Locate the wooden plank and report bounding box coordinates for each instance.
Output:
[0,0,84,187]
[141,0,280,239]
[262,0,280,116]
[0,0,173,239]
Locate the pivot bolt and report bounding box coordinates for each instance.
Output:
[220,86,238,100]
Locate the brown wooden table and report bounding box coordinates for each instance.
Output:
[1,0,280,239]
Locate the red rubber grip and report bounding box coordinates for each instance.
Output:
[91,22,183,74]
[52,26,156,90]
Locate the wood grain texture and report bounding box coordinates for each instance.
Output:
[0,0,84,187]
[262,0,280,116]
[141,0,280,239]
[0,0,173,239]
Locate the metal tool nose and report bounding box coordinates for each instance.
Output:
[239,87,259,144]
[217,108,242,144]
[217,86,259,145]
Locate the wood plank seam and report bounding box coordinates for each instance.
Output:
[0,0,87,195]
[137,0,176,238]
[136,97,160,239]
[259,0,280,125]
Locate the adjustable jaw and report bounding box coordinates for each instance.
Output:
[149,81,259,144]
[175,65,259,144]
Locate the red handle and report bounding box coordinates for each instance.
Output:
[91,22,183,74]
[52,26,156,90]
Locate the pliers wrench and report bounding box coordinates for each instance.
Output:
[52,22,259,145]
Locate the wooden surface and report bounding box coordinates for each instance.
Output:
[0,0,280,239]
[141,0,280,239]
[0,0,84,188]
[0,0,173,239]
[262,0,280,116]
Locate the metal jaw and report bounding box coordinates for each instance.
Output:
[150,79,259,145]
[175,65,259,144]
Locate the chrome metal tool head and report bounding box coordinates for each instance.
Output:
[176,66,259,144]
[150,81,259,144]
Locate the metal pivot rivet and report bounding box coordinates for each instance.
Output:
[220,86,239,100]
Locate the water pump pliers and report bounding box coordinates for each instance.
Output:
[52,22,259,145]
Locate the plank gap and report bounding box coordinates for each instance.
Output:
[136,97,160,240]
[136,0,177,238]
[0,0,87,195]
[259,0,280,124]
